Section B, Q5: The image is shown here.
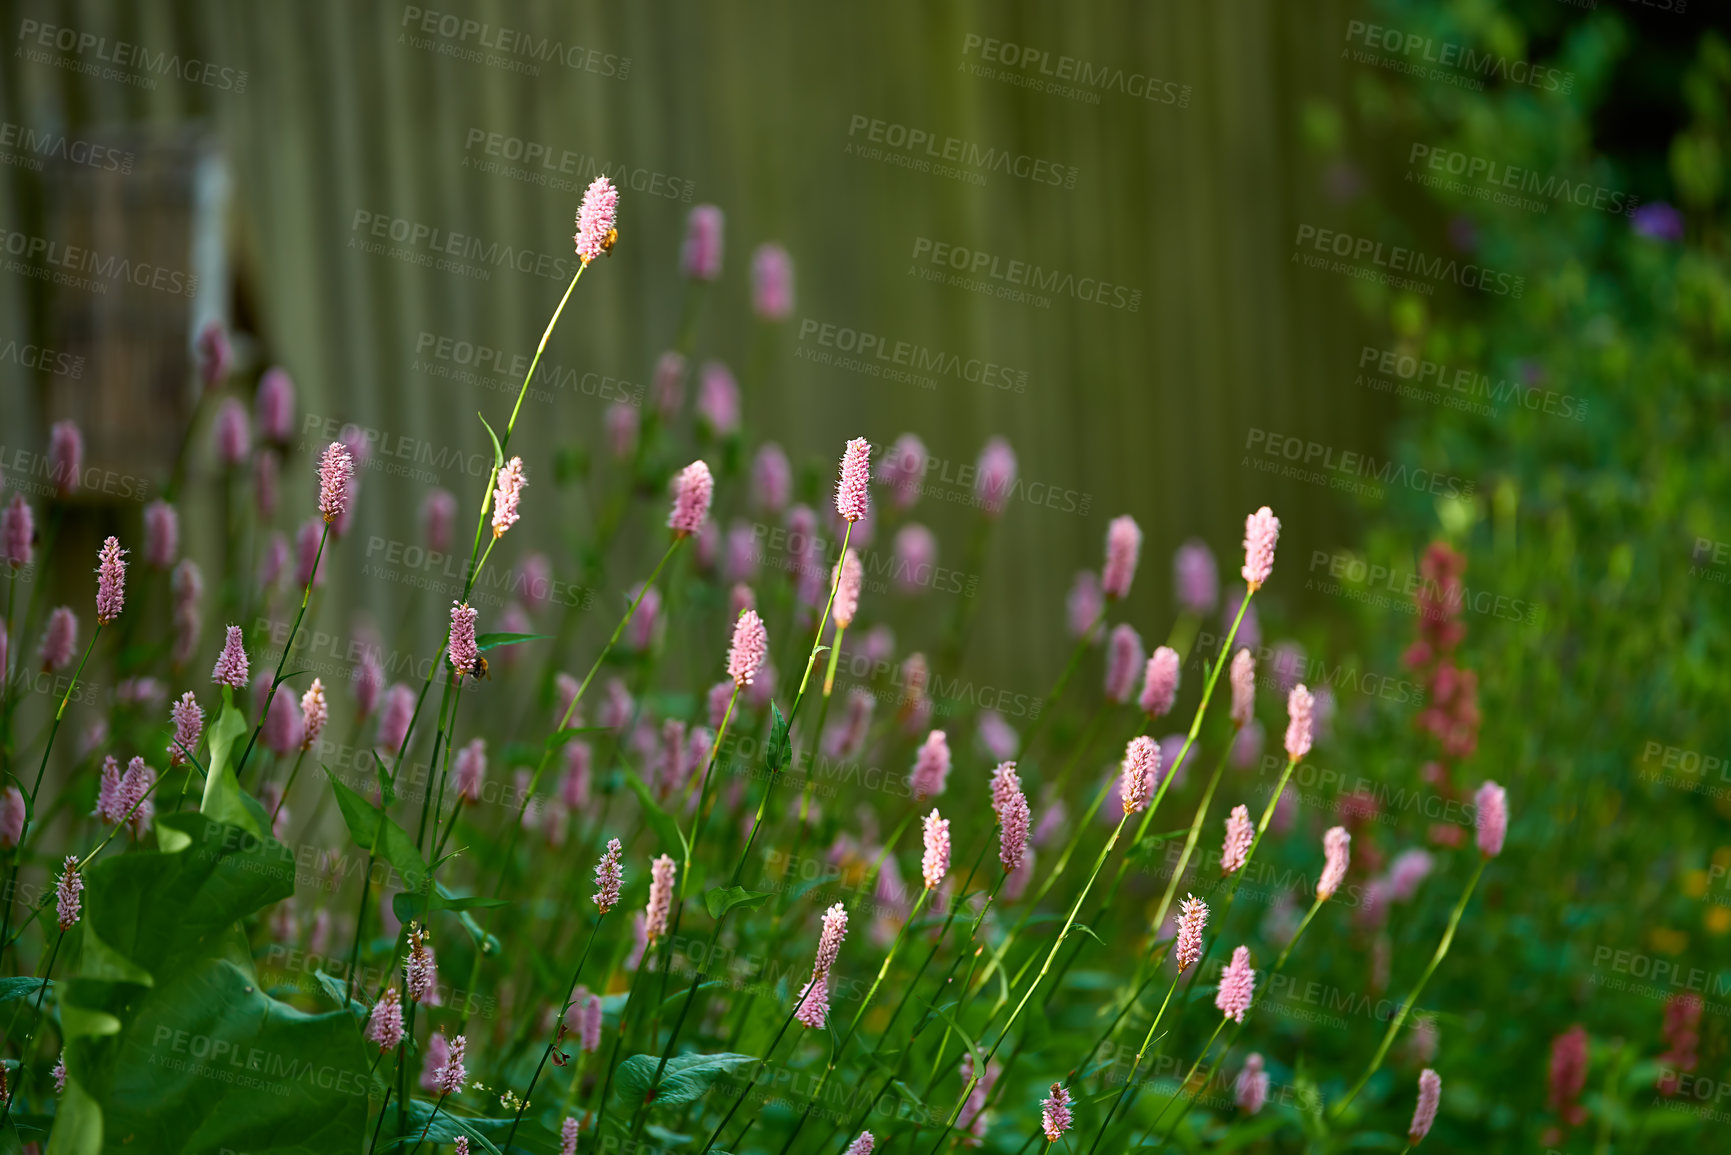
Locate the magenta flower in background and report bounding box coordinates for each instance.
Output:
[516,553,552,612]
[215,399,250,467]
[1102,514,1142,600]
[140,501,179,569]
[1120,736,1161,816]
[1174,539,1219,615]
[448,601,479,679]
[300,679,327,750]
[95,757,123,825]
[893,524,936,596]
[366,987,404,1051]
[2,495,32,568]
[420,1033,450,1092]
[1271,641,1306,696]
[1221,805,1254,874]
[263,689,304,756]
[256,533,288,594]
[562,741,593,810]
[492,456,527,538]
[706,680,734,729]
[295,518,324,588]
[1215,945,1255,1022]
[656,718,690,798]
[1067,571,1103,642]
[1317,826,1351,900]
[574,175,620,264]
[554,672,583,729]
[254,367,294,442]
[376,682,414,754]
[911,730,951,799]
[878,433,928,509]
[353,645,384,719]
[653,351,688,417]
[1040,1083,1073,1141]
[593,837,624,912]
[1236,1054,1269,1115]
[728,609,769,687]
[422,489,457,554]
[433,1034,467,1096]
[1242,506,1280,590]
[606,402,640,461]
[1284,684,1314,761]
[1103,623,1144,705]
[646,854,676,943]
[56,856,82,930]
[750,444,791,516]
[844,1132,875,1155]
[1387,847,1435,901]
[978,710,1018,761]
[682,203,724,280]
[579,990,603,1052]
[1139,646,1180,717]
[698,361,741,435]
[832,549,863,627]
[751,242,794,319]
[40,607,77,672]
[453,739,486,803]
[49,420,83,495]
[668,460,714,536]
[836,438,872,522]
[94,536,127,624]
[1632,201,1684,242]
[1410,1068,1442,1143]
[117,762,155,833]
[922,809,951,889]
[196,319,231,388]
[1229,649,1255,727]
[974,437,1017,517]
[723,522,758,585]
[1475,780,1507,857]
[0,788,25,849]
[1175,894,1208,972]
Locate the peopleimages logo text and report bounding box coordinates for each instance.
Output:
[910,237,1141,312]
[1344,21,1573,93]
[1294,224,1524,298]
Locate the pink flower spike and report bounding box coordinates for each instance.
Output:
[1102,515,1143,600]
[295,518,325,588]
[559,1116,580,1155]
[1235,1053,1268,1115]
[646,854,676,944]
[922,809,951,889]
[1242,506,1281,590]
[49,421,83,495]
[1229,649,1255,728]
[300,679,327,750]
[492,457,527,538]
[728,609,769,687]
[997,785,1030,873]
[422,489,457,553]
[453,739,486,803]
[794,970,830,1029]
[376,683,414,755]
[1475,780,1507,857]
[1410,1068,1441,1143]
[698,361,741,435]
[1139,646,1181,718]
[593,838,624,912]
[143,501,178,568]
[1221,805,1254,874]
[353,649,383,718]
[256,367,296,442]
[433,1034,467,1095]
[2,495,32,568]
[836,438,871,522]
[974,438,1017,517]
[448,602,479,679]
[574,175,620,264]
[1175,894,1209,972]
[1215,945,1255,1022]
[212,625,249,688]
[95,536,127,624]
[56,856,82,930]
[1103,624,1144,705]
[0,787,25,849]
[1284,684,1314,761]
[366,987,404,1051]
[1041,1083,1073,1141]
[196,320,231,388]
[668,460,714,536]
[844,1132,875,1155]
[815,902,849,973]
[1067,571,1103,642]
[317,442,353,523]
[1120,736,1161,816]
[406,926,438,1003]
[682,204,724,280]
[753,443,792,514]
[879,433,927,509]
[1317,826,1351,900]
[911,731,951,800]
[215,398,249,467]
[40,607,77,672]
[1175,539,1220,615]
[751,243,794,320]
[832,550,863,628]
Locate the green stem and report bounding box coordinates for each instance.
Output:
[237,521,328,781]
[503,910,605,1149]
[1085,971,1182,1155]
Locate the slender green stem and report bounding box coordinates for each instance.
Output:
[1,927,64,1127]
[1085,972,1182,1155]
[270,747,310,828]
[1143,1016,1229,1139]
[503,910,605,1149]
[237,521,328,781]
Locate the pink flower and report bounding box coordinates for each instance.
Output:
[40,607,77,672]
[1271,642,1306,696]
[1040,1083,1073,1141]
[214,399,250,467]
[794,970,831,1029]
[892,525,936,596]
[832,550,864,627]
[1215,945,1255,1022]
[561,741,593,810]
[593,837,624,912]
[877,433,928,509]
[1317,826,1351,900]
[1102,515,1142,600]
[196,320,232,388]
[1242,506,1280,590]
[579,990,603,1052]
[366,987,404,1051]
[1410,1068,1441,1143]
[49,421,83,495]
[844,1132,875,1154]
[1229,649,1255,728]
[453,739,486,803]
[978,711,1018,761]
[256,367,296,442]
[911,730,951,799]
[825,687,874,759]
[1284,684,1314,761]
[728,609,769,687]
[142,501,179,569]
[1235,1053,1268,1114]
[1174,539,1219,615]
[263,689,304,756]
[974,438,1017,517]
[292,518,323,589]
[682,204,724,280]
[299,679,327,750]
[559,1116,579,1155]
[316,442,353,523]
[1175,894,1208,972]
[353,647,383,719]
[0,787,24,849]
[422,489,457,553]
[646,854,676,943]
[1120,736,1161,815]
[751,243,794,319]
[492,457,527,538]
[574,175,620,264]
[836,438,871,522]
[1221,805,1254,874]
[753,443,792,514]
[698,361,741,435]
[418,1032,450,1092]
[922,809,951,889]
[406,926,438,1003]
[433,1033,467,1095]
[1139,646,1180,717]
[814,901,849,973]
[997,783,1030,873]
[1103,623,1144,704]
[1475,780,1507,857]
[56,856,81,930]
[94,536,127,624]
[1067,571,1103,642]
[376,683,415,755]
[1,495,32,568]
[1387,848,1435,901]
[447,602,480,679]
[668,460,714,536]
[94,757,122,824]
[606,402,639,460]
[212,625,249,688]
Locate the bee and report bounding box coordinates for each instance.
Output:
[472,655,491,682]
[600,227,619,257]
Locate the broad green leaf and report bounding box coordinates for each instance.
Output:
[43,1076,102,1155]
[614,1052,757,1109]
[704,886,772,921]
[0,977,49,1004]
[372,750,397,807]
[391,1099,562,1153]
[764,702,790,773]
[476,631,552,651]
[478,412,504,472]
[623,770,688,861]
[313,969,367,1017]
[324,768,429,892]
[392,883,510,925]
[200,697,260,837]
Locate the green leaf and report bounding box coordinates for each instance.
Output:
[614,1052,757,1109]
[476,631,552,652]
[623,770,688,861]
[764,702,790,773]
[313,969,368,1017]
[44,1075,102,1154]
[0,977,49,1004]
[478,412,505,472]
[1068,923,1107,946]
[392,883,510,926]
[324,768,429,892]
[372,750,397,807]
[704,886,772,921]
[200,697,260,837]
[393,1099,561,1153]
